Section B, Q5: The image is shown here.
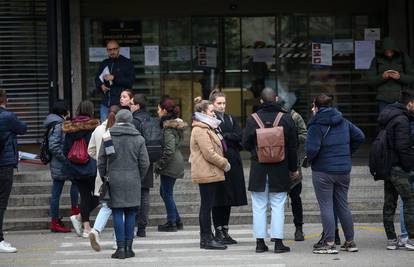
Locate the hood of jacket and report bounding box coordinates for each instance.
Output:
[163,118,188,130]
[378,102,409,127]
[381,37,400,54]
[62,116,100,133]
[192,120,211,129]
[43,114,64,128]
[109,123,141,136]
[309,107,344,127]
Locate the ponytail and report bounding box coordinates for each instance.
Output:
[106,105,121,130]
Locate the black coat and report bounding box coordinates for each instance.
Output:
[378,103,414,172]
[132,109,154,188]
[214,113,248,207]
[242,102,298,193]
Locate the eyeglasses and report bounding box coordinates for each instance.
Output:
[107,47,119,51]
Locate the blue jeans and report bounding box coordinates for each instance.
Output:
[93,202,112,233]
[160,175,180,223]
[112,207,137,242]
[50,180,79,219]
[100,104,109,122]
[399,181,414,238]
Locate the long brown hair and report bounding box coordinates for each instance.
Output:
[209,89,226,103]
[76,100,94,118]
[106,105,121,130]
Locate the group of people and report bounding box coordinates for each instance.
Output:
[0,37,413,258]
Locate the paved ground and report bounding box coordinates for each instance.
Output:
[0,223,412,267]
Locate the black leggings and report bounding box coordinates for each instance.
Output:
[0,166,13,242]
[199,183,218,235]
[75,177,99,223]
[289,182,303,226]
[212,206,231,229]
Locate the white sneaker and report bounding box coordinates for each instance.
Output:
[398,236,408,248]
[70,215,82,237]
[0,240,17,253]
[406,239,414,251]
[89,229,101,252]
[82,230,91,239]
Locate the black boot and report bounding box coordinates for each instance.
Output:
[201,233,227,250]
[214,227,226,244]
[222,226,237,244]
[111,241,126,259]
[294,225,305,241]
[136,227,146,237]
[335,229,341,245]
[176,220,184,230]
[125,240,135,258]
[158,221,177,232]
[274,239,290,253]
[256,238,269,253]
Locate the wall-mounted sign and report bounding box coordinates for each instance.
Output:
[355,40,375,70]
[333,39,354,54]
[364,28,381,41]
[197,46,217,68]
[144,45,159,66]
[312,42,332,66]
[102,21,142,46]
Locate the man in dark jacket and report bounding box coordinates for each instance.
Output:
[242,88,298,254]
[0,89,27,253]
[95,40,135,121]
[130,94,158,237]
[368,37,414,112]
[378,91,414,251]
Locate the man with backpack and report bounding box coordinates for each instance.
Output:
[0,89,27,253]
[242,88,299,253]
[368,37,414,113]
[130,94,162,237]
[376,91,414,251]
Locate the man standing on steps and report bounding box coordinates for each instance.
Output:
[0,89,27,253]
[95,40,135,121]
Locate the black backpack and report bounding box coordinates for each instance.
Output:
[39,121,60,165]
[135,115,163,163]
[369,125,393,181]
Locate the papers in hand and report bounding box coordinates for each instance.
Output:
[99,66,112,85]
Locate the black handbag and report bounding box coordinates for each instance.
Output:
[98,176,110,201]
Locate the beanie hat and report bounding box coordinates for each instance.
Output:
[115,109,132,123]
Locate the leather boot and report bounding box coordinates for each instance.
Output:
[158,221,177,232]
[256,238,269,253]
[201,233,227,250]
[294,225,305,241]
[274,239,290,253]
[125,240,135,258]
[222,226,237,244]
[214,227,226,244]
[50,218,71,233]
[111,241,126,259]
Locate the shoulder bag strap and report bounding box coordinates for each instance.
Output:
[251,113,265,129]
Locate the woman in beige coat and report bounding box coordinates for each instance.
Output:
[190,97,230,250]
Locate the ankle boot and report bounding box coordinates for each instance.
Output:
[335,229,341,245]
[274,239,290,253]
[201,233,227,250]
[50,218,71,233]
[222,226,237,244]
[71,205,80,216]
[214,227,226,244]
[256,238,269,253]
[111,241,126,259]
[125,240,135,258]
[158,221,177,232]
[294,225,305,241]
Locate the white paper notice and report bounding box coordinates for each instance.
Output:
[364,28,381,41]
[89,47,131,62]
[333,39,354,54]
[312,43,332,66]
[145,45,159,66]
[355,40,375,69]
[253,48,274,63]
[197,47,217,68]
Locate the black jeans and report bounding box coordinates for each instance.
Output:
[0,166,14,242]
[289,182,303,227]
[137,187,150,228]
[212,206,231,229]
[74,177,99,223]
[199,183,218,235]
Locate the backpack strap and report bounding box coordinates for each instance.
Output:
[273,112,284,127]
[251,113,265,129]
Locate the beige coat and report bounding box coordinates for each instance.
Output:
[88,120,107,196]
[190,121,228,184]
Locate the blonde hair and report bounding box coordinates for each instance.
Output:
[194,97,211,113]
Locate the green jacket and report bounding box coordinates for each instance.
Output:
[290,109,307,189]
[368,37,414,103]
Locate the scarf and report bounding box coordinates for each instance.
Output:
[194,112,222,129]
[102,131,115,155]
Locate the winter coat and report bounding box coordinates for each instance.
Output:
[98,123,150,208]
[132,109,154,188]
[242,102,298,193]
[378,102,414,172]
[63,116,100,179]
[190,121,228,184]
[290,109,307,188]
[88,120,107,196]
[0,107,27,167]
[305,107,365,174]
[43,114,68,180]
[154,118,187,179]
[368,37,414,103]
[95,55,135,107]
[214,112,247,206]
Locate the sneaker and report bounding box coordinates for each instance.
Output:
[82,230,91,238]
[340,240,358,252]
[70,215,82,237]
[405,239,414,251]
[397,236,408,248]
[158,222,177,232]
[386,239,398,250]
[313,242,338,254]
[89,229,101,252]
[0,240,17,253]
